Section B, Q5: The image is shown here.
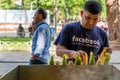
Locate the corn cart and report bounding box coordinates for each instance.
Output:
[0,65,120,80]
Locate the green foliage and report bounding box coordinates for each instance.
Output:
[0,37,31,52]
[0,41,31,52]
[0,0,107,20]
[0,0,14,9]
[96,0,107,18]
[0,37,31,42]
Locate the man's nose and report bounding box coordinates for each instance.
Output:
[89,19,94,24]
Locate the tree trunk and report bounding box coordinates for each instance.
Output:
[106,0,120,41]
[117,0,120,40]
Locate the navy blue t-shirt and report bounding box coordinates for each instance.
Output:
[54,21,109,60]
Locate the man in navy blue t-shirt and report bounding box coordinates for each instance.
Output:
[54,1,112,63]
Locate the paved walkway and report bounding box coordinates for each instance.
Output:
[0,50,120,75]
[0,51,61,75]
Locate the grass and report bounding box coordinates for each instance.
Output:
[0,37,31,42]
[0,37,32,52]
[0,37,55,52]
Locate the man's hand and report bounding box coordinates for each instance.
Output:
[78,50,88,64]
[71,50,87,59]
[31,55,37,60]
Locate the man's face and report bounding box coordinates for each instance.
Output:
[80,10,101,29]
[33,10,42,24]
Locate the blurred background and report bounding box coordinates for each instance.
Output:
[0,0,108,37]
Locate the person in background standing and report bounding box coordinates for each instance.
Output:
[30,7,51,65]
[17,23,25,37]
[97,18,108,32]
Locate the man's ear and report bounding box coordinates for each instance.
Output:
[80,10,84,16]
[38,14,42,19]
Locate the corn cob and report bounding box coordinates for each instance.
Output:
[89,51,95,65]
[62,54,67,65]
[75,53,81,65]
[68,61,74,65]
[55,60,61,65]
[49,55,54,65]
[96,47,109,65]
[82,52,88,65]
[96,58,103,65]
[104,52,111,64]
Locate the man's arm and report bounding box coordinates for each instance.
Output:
[56,45,79,59]
[56,44,89,59]
[32,30,46,55]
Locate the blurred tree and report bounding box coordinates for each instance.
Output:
[97,0,107,18]
[0,0,108,29]
[0,0,107,19]
[0,0,14,9]
[106,0,120,41]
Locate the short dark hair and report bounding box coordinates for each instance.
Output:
[83,0,102,14]
[37,7,47,19]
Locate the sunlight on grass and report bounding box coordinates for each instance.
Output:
[0,41,31,52]
[0,37,31,52]
[0,37,31,42]
[0,37,56,54]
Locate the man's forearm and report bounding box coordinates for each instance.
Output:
[56,45,77,59]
